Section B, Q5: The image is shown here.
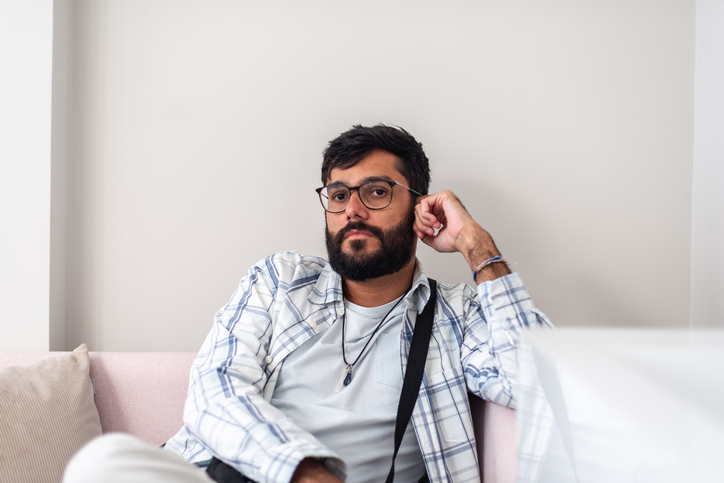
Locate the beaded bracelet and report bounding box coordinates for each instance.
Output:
[472,256,508,280]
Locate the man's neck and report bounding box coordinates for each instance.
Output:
[342,257,417,307]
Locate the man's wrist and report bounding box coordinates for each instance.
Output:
[457,224,511,283]
[473,259,511,284]
[458,224,499,267]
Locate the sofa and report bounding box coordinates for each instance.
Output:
[0,346,516,483]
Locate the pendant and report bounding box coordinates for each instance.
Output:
[335,365,352,393]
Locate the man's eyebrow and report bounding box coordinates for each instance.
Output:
[361,176,394,183]
[327,176,394,186]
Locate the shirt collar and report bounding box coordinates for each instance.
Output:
[408,259,432,314]
[307,262,343,305]
[308,258,432,314]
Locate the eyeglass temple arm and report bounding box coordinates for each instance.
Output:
[395,181,423,197]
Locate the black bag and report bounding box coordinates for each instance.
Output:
[206,280,437,483]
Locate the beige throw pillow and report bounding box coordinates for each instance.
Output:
[0,344,102,483]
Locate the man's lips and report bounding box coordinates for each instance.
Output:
[345,230,374,239]
[335,222,385,244]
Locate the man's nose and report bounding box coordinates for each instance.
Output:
[344,189,368,220]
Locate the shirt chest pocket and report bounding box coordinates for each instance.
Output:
[375,332,403,389]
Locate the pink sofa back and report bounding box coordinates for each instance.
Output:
[0,351,196,447]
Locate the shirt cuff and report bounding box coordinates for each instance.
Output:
[478,272,553,332]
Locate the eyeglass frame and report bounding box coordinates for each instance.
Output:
[315,179,423,213]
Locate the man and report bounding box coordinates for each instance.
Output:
[64,125,552,483]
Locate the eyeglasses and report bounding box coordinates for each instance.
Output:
[316,180,422,213]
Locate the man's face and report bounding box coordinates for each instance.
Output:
[324,150,418,282]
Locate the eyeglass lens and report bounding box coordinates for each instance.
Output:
[322,182,393,212]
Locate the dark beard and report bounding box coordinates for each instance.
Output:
[325,210,417,282]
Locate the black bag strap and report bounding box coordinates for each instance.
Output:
[385,279,437,483]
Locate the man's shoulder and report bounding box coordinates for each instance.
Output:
[251,250,331,282]
[435,279,478,304]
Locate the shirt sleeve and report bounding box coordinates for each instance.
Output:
[461,272,554,408]
[181,256,346,483]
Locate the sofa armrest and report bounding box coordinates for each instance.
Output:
[471,395,517,483]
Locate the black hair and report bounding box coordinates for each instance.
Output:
[321,124,431,196]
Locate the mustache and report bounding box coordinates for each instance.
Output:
[335,221,385,244]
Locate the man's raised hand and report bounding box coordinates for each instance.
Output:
[413,190,510,283]
[413,190,481,254]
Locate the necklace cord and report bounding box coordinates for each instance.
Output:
[341,286,412,367]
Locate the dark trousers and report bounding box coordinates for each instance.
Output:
[205,457,255,483]
[204,456,430,483]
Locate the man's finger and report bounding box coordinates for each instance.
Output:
[414,221,434,237]
[414,209,437,237]
[418,198,439,224]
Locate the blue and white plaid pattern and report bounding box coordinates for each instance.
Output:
[165,251,553,483]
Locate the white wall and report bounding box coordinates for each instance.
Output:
[0,1,697,352]
[0,0,73,351]
[0,1,54,350]
[691,0,724,328]
[65,0,695,351]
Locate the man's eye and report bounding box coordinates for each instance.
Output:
[330,191,349,202]
[369,187,389,197]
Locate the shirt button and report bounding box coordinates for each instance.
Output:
[309,320,317,329]
[337,307,344,317]
[265,356,273,364]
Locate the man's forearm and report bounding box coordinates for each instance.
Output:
[456,223,512,284]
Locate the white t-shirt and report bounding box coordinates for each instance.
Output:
[270,296,426,483]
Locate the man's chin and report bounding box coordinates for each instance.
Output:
[344,237,380,254]
[343,245,382,263]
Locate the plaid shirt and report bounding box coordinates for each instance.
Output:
[165,251,553,483]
